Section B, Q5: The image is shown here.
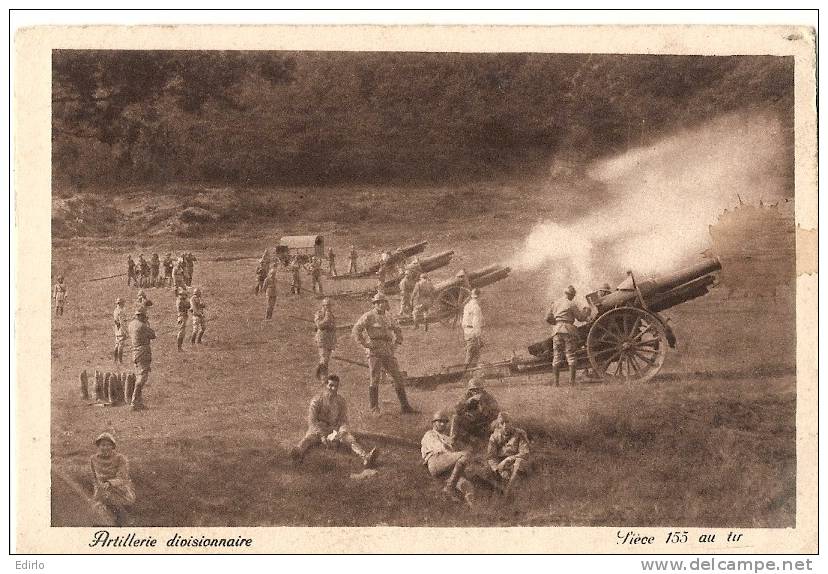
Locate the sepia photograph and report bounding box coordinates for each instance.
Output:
[13,19,817,555]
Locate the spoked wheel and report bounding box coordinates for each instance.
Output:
[437,286,471,328]
[586,307,668,383]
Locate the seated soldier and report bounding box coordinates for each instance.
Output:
[89,432,135,526]
[290,375,378,468]
[486,412,531,497]
[421,410,475,507]
[450,377,499,446]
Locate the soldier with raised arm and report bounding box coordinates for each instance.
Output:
[462,288,484,369]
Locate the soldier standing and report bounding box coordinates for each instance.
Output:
[255,257,268,295]
[127,308,155,410]
[348,245,358,275]
[352,293,418,414]
[150,253,160,287]
[183,252,196,287]
[289,256,302,295]
[398,269,417,318]
[189,288,207,345]
[313,297,336,381]
[137,254,149,288]
[546,285,591,386]
[136,289,153,320]
[172,258,186,293]
[263,267,278,319]
[327,247,337,277]
[113,297,127,364]
[412,273,436,331]
[162,253,174,288]
[126,256,136,287]
[309,256,324,295]
[53,275,68,317]
[462,288,484,370]
[175,287,190,351]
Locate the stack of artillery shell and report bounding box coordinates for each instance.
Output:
[85,370,130,405]
[80,370,89,400]
[94,371,104,402]
[107,373,126,405]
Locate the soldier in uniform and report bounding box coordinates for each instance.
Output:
[398,269,417,318]
[462,288,484,369]
[289,256,302,295]
[255,258,268,295]
[150,253,160,287]
[175,287,190,351]
[412,273,436,331]
[136,289,153,320]
[53,275,68,317]
[421,410,475,507]
[546,285,591,386]
[126,255,136,287]
[137,254,149,288]
[450,377,500,446]
[313,297,336,381]
[262,267,278,319]
[172,258,186,293]
[90,432,135,526]
[486,412,531,497]
[113,297,127,364]
[348,245,358,275]
[327,247,337,277]
[309,256,324,295]
[162,253,174,288]
[352,293,417,414]
[127,308,155,410]
[290,375,378,468]
[183,252,197,287]
[189,287,207,345]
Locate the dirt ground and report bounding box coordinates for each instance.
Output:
[50,215,796,527]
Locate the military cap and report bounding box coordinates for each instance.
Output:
[565,285,576,296]
[432,410,451,422]
[456,269,467,277]
[466,377,484,391]
[94,432,116,447]
[601,283,612,291]
[134,308,147,317]
[115,297,125,304]
[470,288,480,298]
[193,288,201,296]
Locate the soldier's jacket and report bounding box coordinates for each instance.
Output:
[454,389,499,427]
[352,309,402,357]
[113,306,128,340]
[412,278,436,306]
[420,429,455,464]
[487,426,530,470]
[399,275,417,298]
[546,297,590,337]
[173,265,185,283]
[314,307,337,349]
[128,318,155,364]
[190,295,206,318]
[349,249,358,262]
[138,258,149,273]
[53,283,67,301]
[308,392,348,435]
[310,258,323,278]
[162,257,173,273]
[176,295,191,317]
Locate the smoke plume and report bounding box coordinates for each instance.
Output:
[513,110,791,297]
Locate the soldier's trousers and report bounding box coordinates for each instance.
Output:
[176,315,188,349]
[400,295,412,317]
[329,262,337,276]
[54,301,65,316]
[151,271,159,287]
[552,333,577,367]
[412,303,431,328]
[296,429,369,459]
[191,315,206,343]
[113,339,125,363]
[132,362,150,406]
[265,296,277,319]
[464,337,481,369]
[127,272,135,286]
[349,261,357,274]
[368,355,405,390]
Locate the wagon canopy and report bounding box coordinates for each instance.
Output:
[279,235,324,250]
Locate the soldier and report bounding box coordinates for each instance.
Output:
[90,432,135,526]
[150,253,160,287]
[162,253,174,288]
[545,285,591,386]
[137,254,149,288]
[175,287,191,351]
[172,258,186,292]
[376,251,393,288]
[126,255,136,287]
[450,377,500,446]
[263,267,278,319]
[255,257,268,295]
[314,297,337,381]
[183,252,196,287]
[289,375,378,468]
[412,273,436,331]
[309,256,324,295]
[462,288,484,369]
[289,256,302,295]
[136,289,153,320]
[189,287,207,345]
[348,245,358,275]
[53,275,67,317]
[352,293,417,414]
[113,298,127,364]
[486,412,531,497]
[421,410,475,507]
[398,269,417,318]
[327,247,337,277]
[127,308,155,410]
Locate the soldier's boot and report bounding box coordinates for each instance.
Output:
[196,329,205,344]
[552,365,561,387]
[369,386,380,414]
[350,442,379,468]
[395,384,419,414]
[569,365,577,386]
[190,331,197,345]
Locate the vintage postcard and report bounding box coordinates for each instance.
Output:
[13,23,817,554]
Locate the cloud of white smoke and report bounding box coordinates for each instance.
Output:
[513,110,790,297]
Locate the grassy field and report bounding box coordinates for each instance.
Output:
[50,204,796,528]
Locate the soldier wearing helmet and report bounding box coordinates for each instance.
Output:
[189,287,207,345]
[352,292,417,414]
[545,285,591,386]
[450,376,499,446]
[127,307,155,410]
[412,272,436,331]
[487,412,531,498]
[421,410,475,507]
[113,297,127,364]
[313,297,337,381]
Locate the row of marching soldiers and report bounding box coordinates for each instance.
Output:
[126,252,197,289]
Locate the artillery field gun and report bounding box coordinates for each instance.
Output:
[407,257,721,388]
[332,240,429,280]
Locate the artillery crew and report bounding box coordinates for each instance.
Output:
[289,257,302,295]
[113,297,127,364]
[545,285,591,386]
[136,290,153,320]
[314,297,337,381]
[127,307,155,410]
[462,288,484,369]
[172,258,186,292]
[352,293,418,414]
[412,273,436,331]
[175,287,191,351]
[53,275,67,317]
[137,255,149,287]
[189,288,207,345]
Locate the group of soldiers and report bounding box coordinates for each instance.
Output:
[126,252,197,290]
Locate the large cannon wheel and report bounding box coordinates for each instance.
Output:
[586,307,668,384]
[437,286,471,327]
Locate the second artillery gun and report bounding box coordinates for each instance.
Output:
[408,257,722,387]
